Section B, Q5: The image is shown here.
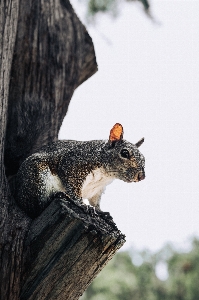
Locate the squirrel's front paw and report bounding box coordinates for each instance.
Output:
[97,210,111,219]
[52,191,71,200]
[88,206,99,217]
[87,206,112,220]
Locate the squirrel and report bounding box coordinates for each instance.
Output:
[15,123,145,218]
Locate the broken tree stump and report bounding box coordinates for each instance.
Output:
[21,195,125,300]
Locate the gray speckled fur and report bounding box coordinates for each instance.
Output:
[16,138,145,218]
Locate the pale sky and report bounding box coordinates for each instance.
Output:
[59,0,199,252]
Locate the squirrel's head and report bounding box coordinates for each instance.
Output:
[104,123,145,183]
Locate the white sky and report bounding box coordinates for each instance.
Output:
[59,0,199,252]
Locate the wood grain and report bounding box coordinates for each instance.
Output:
[21,196,125,299]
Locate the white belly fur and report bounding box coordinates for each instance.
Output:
[81,168,114,200]
[42,168,66,197]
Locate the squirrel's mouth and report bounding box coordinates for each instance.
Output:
[109,169,145,183]
[133,171,145,182]
[124,171,145,183]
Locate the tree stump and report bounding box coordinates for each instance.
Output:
[21,196,125,299]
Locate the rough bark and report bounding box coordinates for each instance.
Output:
[0,0,125,299]
[0,2,31,299]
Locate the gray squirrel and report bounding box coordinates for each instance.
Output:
[15,123,145,218]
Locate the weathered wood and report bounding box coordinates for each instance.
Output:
[21,196,125,300]
[0,1,32,299]
[0,0,19,214]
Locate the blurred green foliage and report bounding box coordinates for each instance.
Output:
[81,238,199,300]
[85,0,151,18]
[88,0,117,15]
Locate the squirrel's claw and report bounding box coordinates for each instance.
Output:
[87,205,98,217]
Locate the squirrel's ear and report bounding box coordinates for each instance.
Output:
[109,123,123,143]
[135,137,144,148]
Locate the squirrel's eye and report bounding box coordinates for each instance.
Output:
[121,149,130,159]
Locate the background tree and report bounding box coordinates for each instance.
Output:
[86,0,150,19]
[81,238,199,300]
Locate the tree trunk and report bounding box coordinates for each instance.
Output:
[0,0,125,299]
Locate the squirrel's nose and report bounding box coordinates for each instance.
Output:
[138,171,145,181]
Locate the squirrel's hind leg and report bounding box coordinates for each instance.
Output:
[16,160,67,218]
